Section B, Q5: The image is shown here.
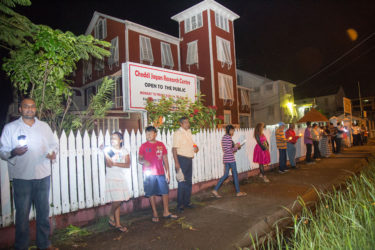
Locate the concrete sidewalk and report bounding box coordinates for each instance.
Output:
[52,144,375,250]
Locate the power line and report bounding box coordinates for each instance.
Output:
[298,31,375,86]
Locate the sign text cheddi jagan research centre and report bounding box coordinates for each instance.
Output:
[122,62,197,110]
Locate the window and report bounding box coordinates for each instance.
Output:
[139,36,153,64]
[324,97,329,107]
[240,89,250,109]
[94,18,107,40]
[185,12,203,33]
[253,87,260,93]
[266,84,273,91]
[82,58,92,84]
[215,12,229,32]
[224,110,231,124]
[108,36,119,70]
[186,40,198,70]
[84,86,96,106]
[218,72,234,104]
[113,77,123,108]
[94,58,104,76]
[161,42,174,68]
[216,36,232,68]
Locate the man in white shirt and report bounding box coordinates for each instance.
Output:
[0,98,58,250]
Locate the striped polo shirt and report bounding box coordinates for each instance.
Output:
[222,134,237,163]
[276,128,287,149]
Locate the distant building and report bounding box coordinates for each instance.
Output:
[294,85,345,119]
[237,70,297,127]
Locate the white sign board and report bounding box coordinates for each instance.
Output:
[122,62,197,110]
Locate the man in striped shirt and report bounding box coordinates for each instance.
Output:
[276,122,288,173]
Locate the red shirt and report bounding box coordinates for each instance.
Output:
[285,129,299,144]
[139,141,167,175]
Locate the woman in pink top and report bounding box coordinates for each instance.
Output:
[253,123,271,182]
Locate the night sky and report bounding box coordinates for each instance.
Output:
[1,0,375,120]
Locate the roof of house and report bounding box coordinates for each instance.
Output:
[298,108,329,123]
[171,0,239,22]
[85,11,180,45]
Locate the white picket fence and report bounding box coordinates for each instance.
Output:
[0,128,306,228]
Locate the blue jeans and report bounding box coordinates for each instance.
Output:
[214,162,240,193]
[13,176,51,250]
[287,143,296,167]
[279,149,287,171]
[177,155,192,208]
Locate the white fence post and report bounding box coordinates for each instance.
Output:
[68,131,78,211]
[59,131,70,214]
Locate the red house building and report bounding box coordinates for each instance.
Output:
[72,0,249,132]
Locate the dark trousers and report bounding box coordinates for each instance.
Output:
[13,176,51,250]
[313,141,321,159]
[331,136,336,153]
[335,137,342,153]
[278,149,287,171]
[177,155,193,208]
[306,143,312,162]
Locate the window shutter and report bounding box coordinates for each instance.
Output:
[146,38,153,64]
[103,19,107,39]
[166,44,173,67]
[223,41,232,68]
[191,15,197,30]
[114,37,119,66]
[197,13,203,27]
[185,18,191,33]
[161,43,167,67]
[186,41,198,69]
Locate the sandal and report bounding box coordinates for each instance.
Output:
[115,225,128,232]
[163,213,178,219]
[152,216,159,223]
[236,192,247,197]
[211,190,222,198]
[108,218,116,227]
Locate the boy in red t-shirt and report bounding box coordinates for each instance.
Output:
[138,126,177,222]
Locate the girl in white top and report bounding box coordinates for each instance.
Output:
[104,132,130,232]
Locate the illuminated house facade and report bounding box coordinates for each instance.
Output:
[236,70,297,127]
[71,0,251,132]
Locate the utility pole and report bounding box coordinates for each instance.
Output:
[358,81,363,118]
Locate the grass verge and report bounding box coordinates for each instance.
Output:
[250,160,375,250]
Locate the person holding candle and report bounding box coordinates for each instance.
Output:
[173,117,199,213]
[104,132,131,232]
[212,125,247,197]
[0,98,58,250]
[311,123,322,160]
[285,124,300,169]
[276,122,288,173]
[138,126,177,222]
[304,121,315,164]
[252,122,271,182]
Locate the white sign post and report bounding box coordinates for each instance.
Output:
[122,62,197,111]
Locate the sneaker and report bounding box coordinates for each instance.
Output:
[315,158,321,161]
[263,176,270,183]
[306,161,315,165]
[278,170,286,174]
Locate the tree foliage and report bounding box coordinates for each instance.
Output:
[145,93,222,134]
[1,1,114,134]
